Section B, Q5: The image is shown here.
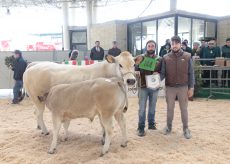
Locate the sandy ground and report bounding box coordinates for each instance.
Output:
[0,97,230,164]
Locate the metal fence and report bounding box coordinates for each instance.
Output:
[193,58,230,99]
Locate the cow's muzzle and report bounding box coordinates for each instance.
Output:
[126,79,136,85]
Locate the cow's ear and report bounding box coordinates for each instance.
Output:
[134,55,144,65]
[105,54,116,63]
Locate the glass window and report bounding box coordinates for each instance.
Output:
[141,21,157,53]
[178,17,191,46]
[192,19,204,44]
[158,17,175,55]
[205,21,216,38]
[72,31,87,44]
[128,23,142,56]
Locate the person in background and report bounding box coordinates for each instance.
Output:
[159,39,171,57]
[90,41,104,60]
[200,39,221,86]
[10,50,27,104]
[161,36,195,139]
[200,40,207,49]
[68,45,77,59]
[108,41,121,57]
[221,38,230,87]
[182,41,192,55]
[135,40,162,137]
[222,38,230,58]
[192,42,201,58]
[69,49,79,60]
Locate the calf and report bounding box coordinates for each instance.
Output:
[40,77,128,156]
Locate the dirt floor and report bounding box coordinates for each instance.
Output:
[0,97,230,164]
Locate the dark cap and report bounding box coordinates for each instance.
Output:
[182,41,187,46]
[171,36,181,44]
[14,50,22,56]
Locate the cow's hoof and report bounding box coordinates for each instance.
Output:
[37,125,41,130]
[121,141,128,148]
[100,151,108,157]
[61,137,68,142]
[48,149,56,154]
[101,139,105,145]
[41,132,50,135]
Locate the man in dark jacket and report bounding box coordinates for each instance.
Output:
[10,50,27,104]
[222,38,230,86]
[108,41,121,57]
[90,41,104,60]
[182,41,192,55]
[159,39,171,57]
[222,38,230,58]
[161,36,195,139]
[200,39,221,86]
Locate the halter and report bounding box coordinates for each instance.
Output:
[119,69,138,94]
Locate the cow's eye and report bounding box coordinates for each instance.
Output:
[119,64,123,68]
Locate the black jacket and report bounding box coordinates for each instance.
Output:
[222,45,230,58]
[12,57,27,81]
[90,47,104,60]
[108,48,121,57]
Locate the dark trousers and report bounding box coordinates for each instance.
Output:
[223,70,230,87]
[13,80,23,102]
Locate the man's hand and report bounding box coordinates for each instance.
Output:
[188,88,194,98]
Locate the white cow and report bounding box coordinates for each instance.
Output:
[39,77,128,156]
[23,51,136,135]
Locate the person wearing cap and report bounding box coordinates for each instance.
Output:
[181,40,192,55]
[161,36,195,139]
[108,41,121,57]
[10,50,27,104]
[159,39,171,57]
[200,39,221,87]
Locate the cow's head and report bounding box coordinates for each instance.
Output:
[105,51,136,87]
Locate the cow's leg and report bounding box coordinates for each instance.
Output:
[62,120,70,141]
[33,107,41,130]
[33,101,49,135]
[48,114,62,154]
[100,117,113,156]
[98,115,105,145]
[114,111,128,147]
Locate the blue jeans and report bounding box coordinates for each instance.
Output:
[13,80,23,101]
[138,88,159,127]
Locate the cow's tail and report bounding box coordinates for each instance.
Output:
[38,93,49,102]
[117,80,128,113]
[19,62,39,102]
